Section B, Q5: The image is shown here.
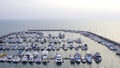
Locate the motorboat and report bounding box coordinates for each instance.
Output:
[6,56,13,62]
[12,55,21,63]
[93,52,102,63]
[32,52,38,58]
[56,46,60,51]
[63,44,68,51]
[69,43,73,49]
[28,54,34,63]
[22,56,28,63]
[47,45,52,51]
[81,56,86,63]
[81,44,88,50]
[85,52,92,64]
[75,46,79,50]
[0,56,7,62]
[67,39,73,43]
[74,53,81,63]
[41,45,45,51]
[55,54,63,64]
[42,51,49,63]
[51,45,56,51]
[35,56,42,63]
[69,54,75,64]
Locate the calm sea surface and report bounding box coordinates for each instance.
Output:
[0,20,120,68]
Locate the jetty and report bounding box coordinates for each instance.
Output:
[81,31,120,47]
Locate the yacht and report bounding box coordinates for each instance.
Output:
[63,44,68,51]
[0,56,7,62]
[75,46,79,50]
[42,51,49,63]
[13,55,21,63]
[47,45,52,51]
[32,52,38,58]
[22,56,28,63]
[81,56,86,63]
[51,45,56,51]
[81,44,88,50]
[55,54,63,64]
[28,54,34,63]
[93,52,102,63]
[56,46,60,51]
[6,56,13,62]
[41,45,45,51]
[69,54,75,64]
[74,53,81,63]
[69,43,73,49]
[35,56,42,63]
[85,52,92,64]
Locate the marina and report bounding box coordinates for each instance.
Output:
[0,0,120,68]
[0,30,120,68]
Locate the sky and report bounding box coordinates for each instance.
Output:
[0,0,120,20]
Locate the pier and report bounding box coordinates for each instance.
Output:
[86,31,120,47]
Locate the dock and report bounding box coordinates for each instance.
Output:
[86,31,120,47]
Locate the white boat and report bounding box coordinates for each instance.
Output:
[75,46,79,50]
[74,53,81,63]
[13,56,21,63]
[0,56,7,62]
[69,43,73,49]
[32,52,38,58]
[28,54,34,63]
[55,54,63,64]
[47,45,52,51]
[81,56,86,63]
[41,45,45,50]
[69,54,75,64]
[25,46,29,51]
[51,45,56,51]
[56,46,60,50]
[67,39,73,43]
[85,52,92,64]
[81,44,88,50]
[35,56,42,63]
[42,51,49,63]
[22,56,28,63]
[6,56,13,62]
[63,44,68,51]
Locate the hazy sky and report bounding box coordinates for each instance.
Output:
[0,0,120,20]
